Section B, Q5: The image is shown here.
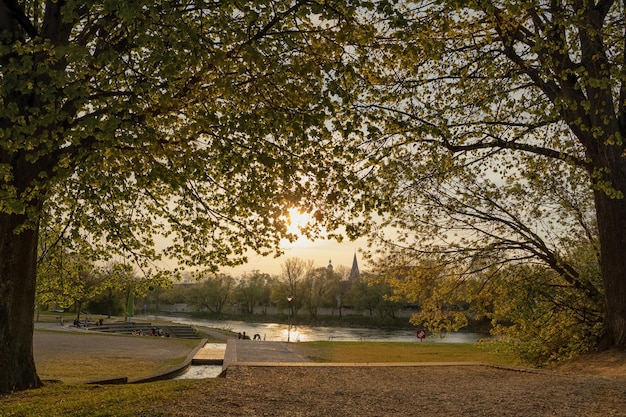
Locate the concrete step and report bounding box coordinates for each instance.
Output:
[86,322,198,338]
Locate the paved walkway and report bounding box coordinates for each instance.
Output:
[37,323,312,364]
[191,339,313,369]
[221,339,311,370]
[35,321,88,332]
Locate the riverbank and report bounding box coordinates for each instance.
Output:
[177,309,493,333]
[143,314,484,343]
[183,310,417,329]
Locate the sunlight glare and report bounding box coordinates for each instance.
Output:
[287,208,312,236]
[282,208,316,248]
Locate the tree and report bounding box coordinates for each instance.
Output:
[272,257,314,317]
[487,254,604,365]
[158,282,190,306]
[0,1,376,392]
[35,227,83,314]
[187,273,234,314]
[87,262,140,318]
[373,256,470,332]
[348,272,402,320]
[349,0,626,350]
[67,261,102,322]
[36,229,102,320]
[234,271,272,315]
[302,266,341,319]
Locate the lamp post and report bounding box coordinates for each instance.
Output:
[287,295,293,342]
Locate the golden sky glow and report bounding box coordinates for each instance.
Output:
[286,207,313,237]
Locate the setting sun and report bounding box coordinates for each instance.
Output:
[286,208,313,237]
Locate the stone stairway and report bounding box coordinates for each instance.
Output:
[166,325,199,339]
[86,321,199,339]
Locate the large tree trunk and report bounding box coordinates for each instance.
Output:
[595,188,626,349]
[0,213,42,393]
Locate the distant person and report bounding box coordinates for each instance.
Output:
[242,331,250,340]
[253,334,261,340]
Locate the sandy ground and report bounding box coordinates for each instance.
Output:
[164,365,626,417]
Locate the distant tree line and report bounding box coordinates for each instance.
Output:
[38,242,601,365]
[36,254,411,326]
[155,258,407,323]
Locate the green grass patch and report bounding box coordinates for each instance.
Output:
[34,329,201,383]
[292,341,517,365]
[0,379,218,417]
[37,354,191,384]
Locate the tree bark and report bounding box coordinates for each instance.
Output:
[0,213,42,392]
[595,187,626,349]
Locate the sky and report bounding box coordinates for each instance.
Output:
[221,207,372,277]
[224,234,370,277]
[155,208,375,278]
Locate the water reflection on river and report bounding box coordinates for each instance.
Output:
[147,315,482,343]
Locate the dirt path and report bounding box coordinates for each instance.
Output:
[163,365,626,416]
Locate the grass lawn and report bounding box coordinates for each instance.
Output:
[292,341,516,365]
[0,379,214,417]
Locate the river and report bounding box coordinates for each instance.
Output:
[145,315,483,343]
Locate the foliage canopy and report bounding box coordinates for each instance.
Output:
[0,0,383,393]
[349,0,626,354]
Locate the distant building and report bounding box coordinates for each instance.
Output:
[348,253,360,281]
[327,259,333,272]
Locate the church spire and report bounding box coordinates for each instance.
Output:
[349,253,360,280]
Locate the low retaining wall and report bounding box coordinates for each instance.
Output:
[85,338,208,385]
